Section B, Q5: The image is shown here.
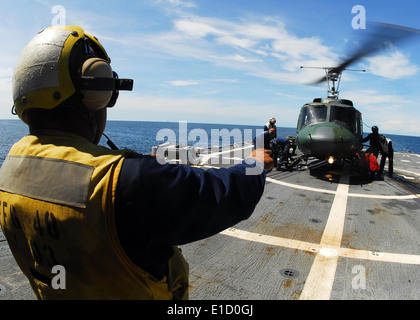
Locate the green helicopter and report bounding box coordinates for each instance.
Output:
[296,66,364,165]
[295,22,419,166]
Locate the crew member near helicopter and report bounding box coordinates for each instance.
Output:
[362,125,381,158]
[378,134,394,177]
[253,128,276,150]
[0,26,274,300]
[357,151,381,180]
[264,117,277,138]
[269,137,293,168]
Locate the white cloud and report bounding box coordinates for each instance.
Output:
[156,0,197,9]
[378,116,420,136]
[174,19,224,38]
[272,35,331,61]
[167,0,196,7]
[365,51,419,79]
[4,1,419,137]
[346,89,409,105]
[216,35,257,49]
[0,68,13,117]
[169,80,199,86]
[341,89,420,136]
[212,78,238,83]
[0,67,13,78]
[210,54,262,63]
[0,78,12,92]
[109,94,298,126]
[126,15,339,84]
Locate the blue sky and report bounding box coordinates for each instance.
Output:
[1,0,420,136]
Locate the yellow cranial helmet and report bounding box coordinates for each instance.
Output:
[12,25,133,120]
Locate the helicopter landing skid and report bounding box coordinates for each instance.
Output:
[307,159,329,170]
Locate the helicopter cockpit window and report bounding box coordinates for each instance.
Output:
[300,105,327,129]
[330,105,356,132]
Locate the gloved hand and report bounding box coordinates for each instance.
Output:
[247,149,274,172]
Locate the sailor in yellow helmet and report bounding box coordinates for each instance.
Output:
[0,25,273,300]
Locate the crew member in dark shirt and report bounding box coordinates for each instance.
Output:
[378,135,394,177]
[362,125,381,158]
[0,25,274,300]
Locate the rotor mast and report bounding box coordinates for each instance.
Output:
[300,66,365,99]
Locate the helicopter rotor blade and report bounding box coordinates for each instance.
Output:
[309,22,420,84]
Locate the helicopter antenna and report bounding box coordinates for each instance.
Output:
[300,66,365,99]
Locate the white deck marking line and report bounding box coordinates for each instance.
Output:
[220,228,319,253]
[221,173,420,299]
[266,177,336,195]
[339,247,420,265]
[220,228,420,265]
[266,177,420,200]
[347,193,418,200]
[199,169,420,199]
[396,152,420,158]
[395,168,420,177]
[204,155,420,298]
[299,171,350,300]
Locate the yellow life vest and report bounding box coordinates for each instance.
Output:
[0,132,189,299]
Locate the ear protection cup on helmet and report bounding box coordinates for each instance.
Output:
[12,26,133,121]
[80,58,114,111]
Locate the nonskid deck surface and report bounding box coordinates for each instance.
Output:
[1,144,419,300]
[181,147,420,300]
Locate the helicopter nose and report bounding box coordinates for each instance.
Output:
[298,125,356,159]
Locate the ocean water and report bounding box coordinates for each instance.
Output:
[98,121,296,153]
[0,119,419,165]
